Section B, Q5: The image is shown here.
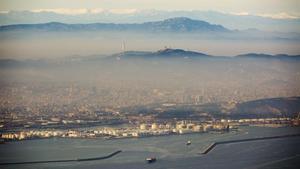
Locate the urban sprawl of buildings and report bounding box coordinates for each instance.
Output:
[1,82,299,142]
[1,117,298,141]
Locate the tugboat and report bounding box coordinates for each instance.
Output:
[186,140,191,145]
[146,157,157,163]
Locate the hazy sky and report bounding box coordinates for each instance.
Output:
[0,0,299,15]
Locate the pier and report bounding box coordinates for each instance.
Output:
[200,134,300,154]
[0,150,122,165]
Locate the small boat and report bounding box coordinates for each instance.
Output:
[186,140,191,145]
[104,136,113,140]
[146,157,156,163]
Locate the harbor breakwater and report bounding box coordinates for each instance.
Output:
[0,150,122,165]
[200,134,300,154]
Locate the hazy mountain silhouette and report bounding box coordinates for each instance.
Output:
[1,48,300,66]
[112,48,210,59]
[0,17,229,32]
[236,53,300,60]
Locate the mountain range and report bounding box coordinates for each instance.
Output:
[1,17,299,45]
[1,10,300,33]
[111,48,300,60]
[0,17,228,33]
[1,48,299,67]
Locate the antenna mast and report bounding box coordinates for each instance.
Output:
[122,41,126,52]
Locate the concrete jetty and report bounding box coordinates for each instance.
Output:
[200,134,300,154]
[0,150,122,165]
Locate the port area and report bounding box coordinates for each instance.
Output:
[200,134,300,154]
[0,150,122,165]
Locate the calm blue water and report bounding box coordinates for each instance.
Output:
[0,126,299,169]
